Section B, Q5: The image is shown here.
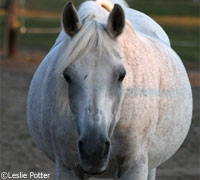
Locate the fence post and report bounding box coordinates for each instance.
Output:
[1,1,9,56]
[6,0,18,57]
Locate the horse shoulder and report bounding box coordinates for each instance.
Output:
[28,42,67,161]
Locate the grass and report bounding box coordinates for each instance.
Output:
[15,20,200,62]
[17,25,200,62]
[17,18,60,50]
[0,0,199,61]
[163,26,200,62]
[1,0,198,16]
[130,0,199,17]
[17,32,58,51]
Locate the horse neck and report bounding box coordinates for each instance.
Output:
[120,21,139,62]
[120,22,159,89]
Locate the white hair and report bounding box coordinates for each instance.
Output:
[55,1,118,112]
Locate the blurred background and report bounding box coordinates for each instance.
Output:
[0,0,199,63]
[0,0,199,180]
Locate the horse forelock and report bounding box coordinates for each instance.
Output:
[55,1,118,113]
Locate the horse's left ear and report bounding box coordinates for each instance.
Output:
[62,2,81,37]
[107,4,125,39]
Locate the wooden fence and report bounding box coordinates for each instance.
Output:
[0,0,200,57]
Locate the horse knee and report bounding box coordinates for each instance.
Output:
[117,156,149,180]
[148,168,156,180]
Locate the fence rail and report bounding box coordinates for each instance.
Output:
[1,8,200,26]
[0,6,200,57]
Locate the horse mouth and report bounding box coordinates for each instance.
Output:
[81,168,106,175]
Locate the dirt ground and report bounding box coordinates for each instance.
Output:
[0,51,199,180]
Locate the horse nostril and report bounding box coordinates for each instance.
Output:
[78,140,84,147]
[78,139,110,160]
[103,141,110,158]
[78,140,85,159]
[85,154,89,160]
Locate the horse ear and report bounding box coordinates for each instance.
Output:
[107,4,125,39]
[62,2,81,37]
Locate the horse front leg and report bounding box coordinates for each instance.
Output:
[148,168,156,180]
[116,154,149,180]
[56,158,83,180]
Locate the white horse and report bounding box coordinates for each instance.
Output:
[27,0,193,179]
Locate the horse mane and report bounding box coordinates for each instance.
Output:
[55,0,120,112]
[97,0,113,11]
[97,0,129,10]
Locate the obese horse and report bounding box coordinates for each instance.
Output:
[27,0,193,179]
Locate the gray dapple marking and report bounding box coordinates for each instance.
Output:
[27,0,192,179]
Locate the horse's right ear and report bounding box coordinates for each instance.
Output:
[62,2,81,37]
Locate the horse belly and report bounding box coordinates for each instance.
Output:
[148,85,192,169]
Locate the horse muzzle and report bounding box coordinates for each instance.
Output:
[78,138,111,174]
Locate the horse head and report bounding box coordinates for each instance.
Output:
[58,2,126,174]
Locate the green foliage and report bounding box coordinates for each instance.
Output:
[129,0,199,16]
[0,0,199,61]
[18,33,58,50]
[163,26,200,62]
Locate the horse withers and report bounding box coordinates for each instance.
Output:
[27,0,193,179]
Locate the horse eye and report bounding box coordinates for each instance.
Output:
[63,73,72,83]
[118,71,126,82]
